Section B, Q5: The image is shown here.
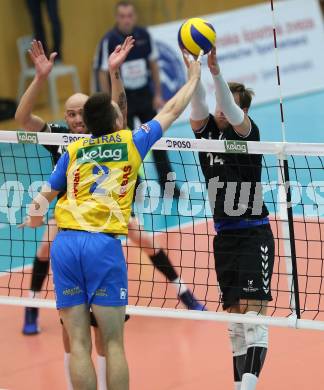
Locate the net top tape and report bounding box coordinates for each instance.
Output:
[1,130,323,157]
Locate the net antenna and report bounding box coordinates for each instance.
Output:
[270,0,301,318]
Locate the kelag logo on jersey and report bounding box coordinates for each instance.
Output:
[17,131,38,144]
[77,143,128,163]
[224,140,248,154]
[156,41,186,100]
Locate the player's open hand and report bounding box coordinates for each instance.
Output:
[181,49,202,68]
[181,49,191,70]
[207,45,220,76]
[28,40,57,79]
[108,36,135,72]
[18,215,45,229]
[187,50,202,81]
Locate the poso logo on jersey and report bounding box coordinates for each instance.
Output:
[17,131,38,144]
[77,143,128,163]
[224,140,248,154]
[155,41,186,100]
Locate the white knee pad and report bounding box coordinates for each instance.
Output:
[243,312,268,348]
[228,322,247,356]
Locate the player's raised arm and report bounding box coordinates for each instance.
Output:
[154,56,201,132]
[181,50,210,132]
[208,46,251,137]
[15,40,57,132]
[109,36,135,128]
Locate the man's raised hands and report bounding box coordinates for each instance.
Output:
[108,36,135,72]
[28,40,57,79]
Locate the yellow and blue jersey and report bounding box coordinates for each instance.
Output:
[48,120,162,234]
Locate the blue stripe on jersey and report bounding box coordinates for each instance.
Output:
[214,217,270,233]
[132,120,162,160]
[48,152,70,191]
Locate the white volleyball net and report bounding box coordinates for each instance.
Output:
[1,130,324,329]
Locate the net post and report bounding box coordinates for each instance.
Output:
[277,146,301,319]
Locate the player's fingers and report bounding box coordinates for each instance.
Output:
[125,36,135,51]
[182,50,190,67]
[126,39,135,52]
[130,37,136,46]
[121,39,127,50]
[184,49,197,63]
[116,45,122,52]
[125,45,134,55]
[18,221,27,229]
[30,40,37,56]
[207,48,214,62]
[123,39,130,51]
[197,50,204,63]
[182,48,192,59]
[128,37,135,48]
[38,40,45,55]
[33,39,40,56]
[122,36,131,50]
[181,51,187,66]
[49,52,58,64]
[124,36,132,46]
[28,49,36,63]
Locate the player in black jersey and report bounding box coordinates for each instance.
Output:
[182,47,275,390]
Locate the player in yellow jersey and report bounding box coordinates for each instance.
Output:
[17,39,203,341]
[22,53,202,390]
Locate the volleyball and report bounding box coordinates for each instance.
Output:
[178,17,216,56]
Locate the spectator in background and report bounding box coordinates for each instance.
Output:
[94,0,180,197]
[26,0,62,61]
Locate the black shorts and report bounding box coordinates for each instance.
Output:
[213,224,275,310]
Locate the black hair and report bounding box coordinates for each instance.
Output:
[82,92,116,137]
